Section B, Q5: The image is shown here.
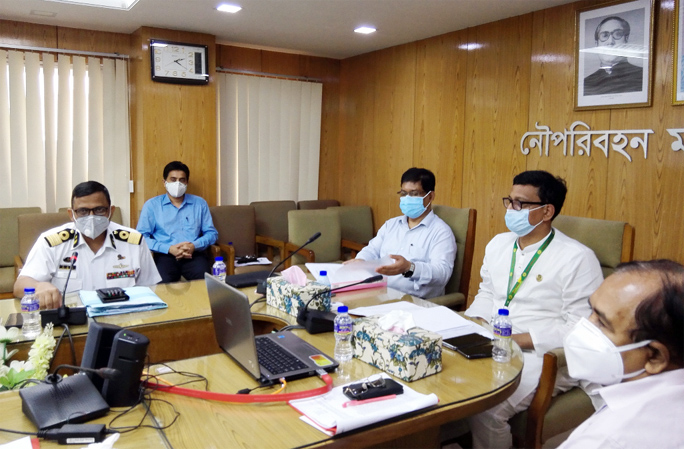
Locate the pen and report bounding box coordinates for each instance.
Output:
[342,394,397,408]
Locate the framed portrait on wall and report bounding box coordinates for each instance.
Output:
[575,0,654,110]
[674,0,684,104]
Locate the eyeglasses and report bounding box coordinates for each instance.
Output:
[598,29,626,42]
[397,190,427,198]
[73,207,110,218]
[502,197,546,211]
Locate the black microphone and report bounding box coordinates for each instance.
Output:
[41,251,88,326]
[46,364,121,384]
[297,274,384,334]
[61,252,78,300]
[255,231,322,295]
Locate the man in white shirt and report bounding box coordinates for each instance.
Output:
[465,170,603,449]
[14,181,161,309]
[559,259,684,449]
[348,167,456,299]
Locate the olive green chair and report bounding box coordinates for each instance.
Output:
[429,205,477,310]
[250,200,297,262]
[327,205,374,259]
[296,199,340,210]
[209,205,283,276]
[0,207,41,297]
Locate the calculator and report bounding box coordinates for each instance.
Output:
[96,287,130,303]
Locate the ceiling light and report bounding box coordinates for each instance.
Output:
[217,4,242,13]
[354,26,376,35]
[44,0,139,10]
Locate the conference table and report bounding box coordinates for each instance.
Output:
[0,280,523,448]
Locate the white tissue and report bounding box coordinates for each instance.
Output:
[377,310,416,334]
[280,266,308,286]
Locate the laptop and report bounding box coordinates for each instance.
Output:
[205,274,338,384]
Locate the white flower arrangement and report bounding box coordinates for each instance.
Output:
[0,323,55,391]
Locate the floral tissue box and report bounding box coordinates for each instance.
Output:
[266,277,331,317]
[352,315,443,382]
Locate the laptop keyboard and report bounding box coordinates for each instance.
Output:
[255,337,308,375]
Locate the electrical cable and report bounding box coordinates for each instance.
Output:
[145,370,333,403]
[249,297,266,308]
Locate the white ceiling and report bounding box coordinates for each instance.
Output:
[1,0,578,59]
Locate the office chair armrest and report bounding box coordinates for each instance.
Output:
[550,347,567,369]
[524,350,559,449]
[212,243,236,276]
[283,242,315,268]
[341,239,367,259]
[14,255,24,281]
[255,235,286,262]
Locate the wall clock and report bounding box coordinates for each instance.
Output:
[150,39,209,85]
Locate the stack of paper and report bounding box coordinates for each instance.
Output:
[306,258,390,292]
[348,302,492,339]
[79,286,168,317]
[289,374,438,435]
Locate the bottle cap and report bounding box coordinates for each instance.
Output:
[320,270,327,276]
[337,305,348,313]
[498,308,509,316]
[24,288,36,294]
[215,256,224,261]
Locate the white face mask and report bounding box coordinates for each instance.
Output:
[564,317,652,385]
[74,214,110,239]
[165,181,187,198]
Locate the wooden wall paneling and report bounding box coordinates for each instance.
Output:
[0,20,57,47]
[371,44,418,228]
[57,27,129,53]
[261,50,301,76]
[412,30,468,208]
[336,53,378,215]
[216,45,262,71]
[526,4,611,220]
[606,1,684,263]
[462,16,534,303]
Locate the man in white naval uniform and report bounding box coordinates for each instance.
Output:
[14,181,161,309]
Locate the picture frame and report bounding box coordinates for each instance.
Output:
[575,0,654,110]
[674,0,684,104]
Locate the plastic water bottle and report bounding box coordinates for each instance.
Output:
[20,288,41,339]
[318,270,331,288]
[212,256,227,282]
[492,308,512,363]
[334,305,353,363]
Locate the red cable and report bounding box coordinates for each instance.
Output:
[144,373,333,403]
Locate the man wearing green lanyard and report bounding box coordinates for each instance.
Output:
[464,170,604,449]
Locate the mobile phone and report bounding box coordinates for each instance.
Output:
[96,287,129,303]
[456,344,494,359]
[4,313,23,328]
[342,378,404,400]
[442,333,493,351]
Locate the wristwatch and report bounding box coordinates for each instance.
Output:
[403,262,415,278]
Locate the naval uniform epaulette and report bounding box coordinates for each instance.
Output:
[112,229,143,245]
[44,228,76,247]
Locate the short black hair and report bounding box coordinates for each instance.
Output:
[163,161,190,180]
[616,259,684,368]
[594,16,630,42]
[400,168,435,193]
[71,181,111,207]
[512,170,567,219]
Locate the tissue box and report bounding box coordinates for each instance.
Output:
[266,277,331,317]
[352,315,443,382]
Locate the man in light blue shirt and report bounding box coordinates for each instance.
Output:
[349,168,456,299]
[137,161,218,283]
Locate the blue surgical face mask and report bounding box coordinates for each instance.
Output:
[400,191,431,219]
[505,205,545,237]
